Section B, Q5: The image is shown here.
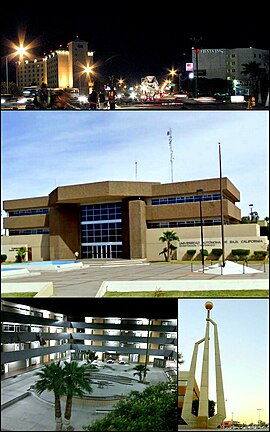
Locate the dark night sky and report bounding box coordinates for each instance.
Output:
[1,3,269,84]
[3,298,178,320]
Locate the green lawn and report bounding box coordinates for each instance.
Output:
[1,292,38,298]
[104,290,268,298]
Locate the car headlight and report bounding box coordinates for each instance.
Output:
[17,97,27,104]
[78,96,88,103]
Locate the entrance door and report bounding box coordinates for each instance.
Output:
[28,247,32,261]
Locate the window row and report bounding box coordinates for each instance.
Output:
[151,193,222,206]
[8,208,49,217]
[81,203,122,221]
[147,219,224,228]
[9,228,50,236]
[81,223,122,243]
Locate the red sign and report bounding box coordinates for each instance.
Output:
[186,63,193,71]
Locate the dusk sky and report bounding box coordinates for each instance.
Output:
[1,2,269,82]
[1,110,268,221]
[179,299,269,424]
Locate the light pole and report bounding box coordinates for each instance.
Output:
[190,37,202,98]
[5,43,28,94]
[197,188,204,273]
[257,408,262,425]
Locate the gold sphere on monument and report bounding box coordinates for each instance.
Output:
[205,301,214,310]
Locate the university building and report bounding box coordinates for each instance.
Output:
[16,38,94,94]
[1,299,177,375]
[2,178,268,262]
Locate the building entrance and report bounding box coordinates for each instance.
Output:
[80,202,123,259]
[81,244,123,259]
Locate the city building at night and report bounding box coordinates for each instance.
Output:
[2,178,268,261]
[16,38,94,94]
[1,299,177,375]
[191,47,269,95]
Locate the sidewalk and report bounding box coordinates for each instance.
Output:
[1,363,169,431]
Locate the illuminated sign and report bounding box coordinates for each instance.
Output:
[186,63,193,71]
[193,49,225,54]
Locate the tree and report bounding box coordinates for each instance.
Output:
[82,382,177,431]
[62,361,93,431]
[1,81,22,96]
[192,399,216,418]
[34,362,66,431]
[159,230,179,262]
[84,350,97,363]
[133,364,149,383]
[241,61,267,102]
[15,246,27,262]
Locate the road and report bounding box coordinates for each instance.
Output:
[2,100,268,111]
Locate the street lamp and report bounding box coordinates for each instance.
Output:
[3,31,39,93]
[197,188,205,273]
[257,409,262,425]
[190,37,202,97]
[5,45,27,93]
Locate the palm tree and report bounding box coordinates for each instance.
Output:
[133,364,149,383]
[34,361,65,431]
[62,361,93,431]
[241,61,266,102]
[159,230,179,262]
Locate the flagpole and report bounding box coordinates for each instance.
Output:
[219,143,225,268]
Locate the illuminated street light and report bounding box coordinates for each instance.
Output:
[3,30,40,93]
[84,66,93,74]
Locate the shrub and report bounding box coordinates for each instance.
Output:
[186,250,196,255]
[231,249,250,257]
[1,254,7,263]
[211,248,223,256]
[253,251,268,260]
[200,249,209,256]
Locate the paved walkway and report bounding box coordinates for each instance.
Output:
[1,261,268,297]
[1,363,169,431]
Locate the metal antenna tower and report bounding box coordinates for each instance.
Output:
[167,128,174,182]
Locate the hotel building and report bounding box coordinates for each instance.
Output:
[191,47,269,95]
[2,178,268,262]
[1,299,177,375]
[16,39,94,94]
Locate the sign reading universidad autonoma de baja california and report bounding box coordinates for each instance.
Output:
[179,238,265,248]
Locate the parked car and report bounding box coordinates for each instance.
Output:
[106,359,114,363]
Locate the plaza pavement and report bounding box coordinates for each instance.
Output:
[1,261,268,297]
[1,363,169,431]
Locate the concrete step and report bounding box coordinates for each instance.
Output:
[83,259,149,267]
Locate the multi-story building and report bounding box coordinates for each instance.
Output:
[191,47,269,95]
[16,39,94,94]
[2,178,268,261]
[16,58,47,89]
[178,371,200,409]
[1,299,177,375]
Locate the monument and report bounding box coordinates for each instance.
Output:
[181,302,226,429]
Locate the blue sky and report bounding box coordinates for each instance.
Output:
[1,111,269,219]
[179,299,269,424]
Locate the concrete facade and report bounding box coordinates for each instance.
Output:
[2,178,268,262]
[191,47,269,81]
[181,302,226,429]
